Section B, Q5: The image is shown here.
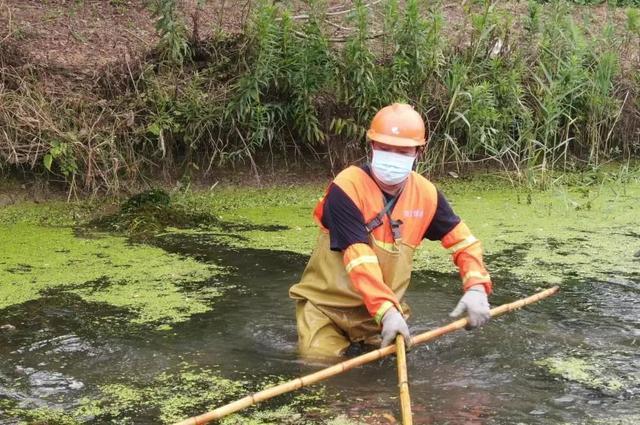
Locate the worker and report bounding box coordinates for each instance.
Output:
[289,103,492,357]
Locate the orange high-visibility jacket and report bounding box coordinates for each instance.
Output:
[296,165,492,322]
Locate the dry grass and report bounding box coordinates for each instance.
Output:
[0,1,639,194]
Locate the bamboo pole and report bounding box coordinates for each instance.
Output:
[396,335,412,425]
[173,286,559,425]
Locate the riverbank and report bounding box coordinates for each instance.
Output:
[2,1,640,193]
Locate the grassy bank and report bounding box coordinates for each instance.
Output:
[1,1,639,193]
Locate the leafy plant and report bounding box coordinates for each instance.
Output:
[149,0,190,65]
[2,0,639,192]
[43,140,78,178]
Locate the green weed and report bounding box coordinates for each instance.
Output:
[1,1,639,192]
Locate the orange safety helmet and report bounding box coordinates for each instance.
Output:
[366,103,427,147]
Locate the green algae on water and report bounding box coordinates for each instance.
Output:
[0,201,98,228]
[324,416,366,425]
[220,407,366,425]
[1,366,244,424]
[8,407,81,425]
[0,223,224,326]
[3,177,638,326]
[592,415,640,425]
[537,356,625,393]
[171,185,324,254]
[220,406,302,425]
[412,180,640,284]
[56,365,355,425]
[70,366,245,424]
[172,178,640,289]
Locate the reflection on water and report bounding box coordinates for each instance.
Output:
[1,232,639,424]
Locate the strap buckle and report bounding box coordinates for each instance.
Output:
[365,195,403,242]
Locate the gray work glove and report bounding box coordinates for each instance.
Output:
[449,285,491,329]
[380,307,411,348]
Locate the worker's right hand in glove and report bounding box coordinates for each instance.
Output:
[449,284,491,329]
[380,307,411,348]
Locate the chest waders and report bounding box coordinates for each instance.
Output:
[290,195,415,357]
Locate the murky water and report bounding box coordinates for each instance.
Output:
[2,225,639,424]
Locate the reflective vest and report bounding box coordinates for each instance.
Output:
[289,166,491,323]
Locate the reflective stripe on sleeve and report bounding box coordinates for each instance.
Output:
[345,255,379,273]
[448,235,478,253]
[462,271,491,285]
[374,300,395,325]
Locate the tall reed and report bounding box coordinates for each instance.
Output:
[0,0,638,192]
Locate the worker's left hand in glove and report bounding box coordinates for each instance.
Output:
[449,284,491,329]
[380,307,411,348]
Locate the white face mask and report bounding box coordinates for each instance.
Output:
[370,149,416,186]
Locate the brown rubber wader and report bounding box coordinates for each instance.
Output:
[290,232,415,357]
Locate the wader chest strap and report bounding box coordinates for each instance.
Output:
[365,196,403,241]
